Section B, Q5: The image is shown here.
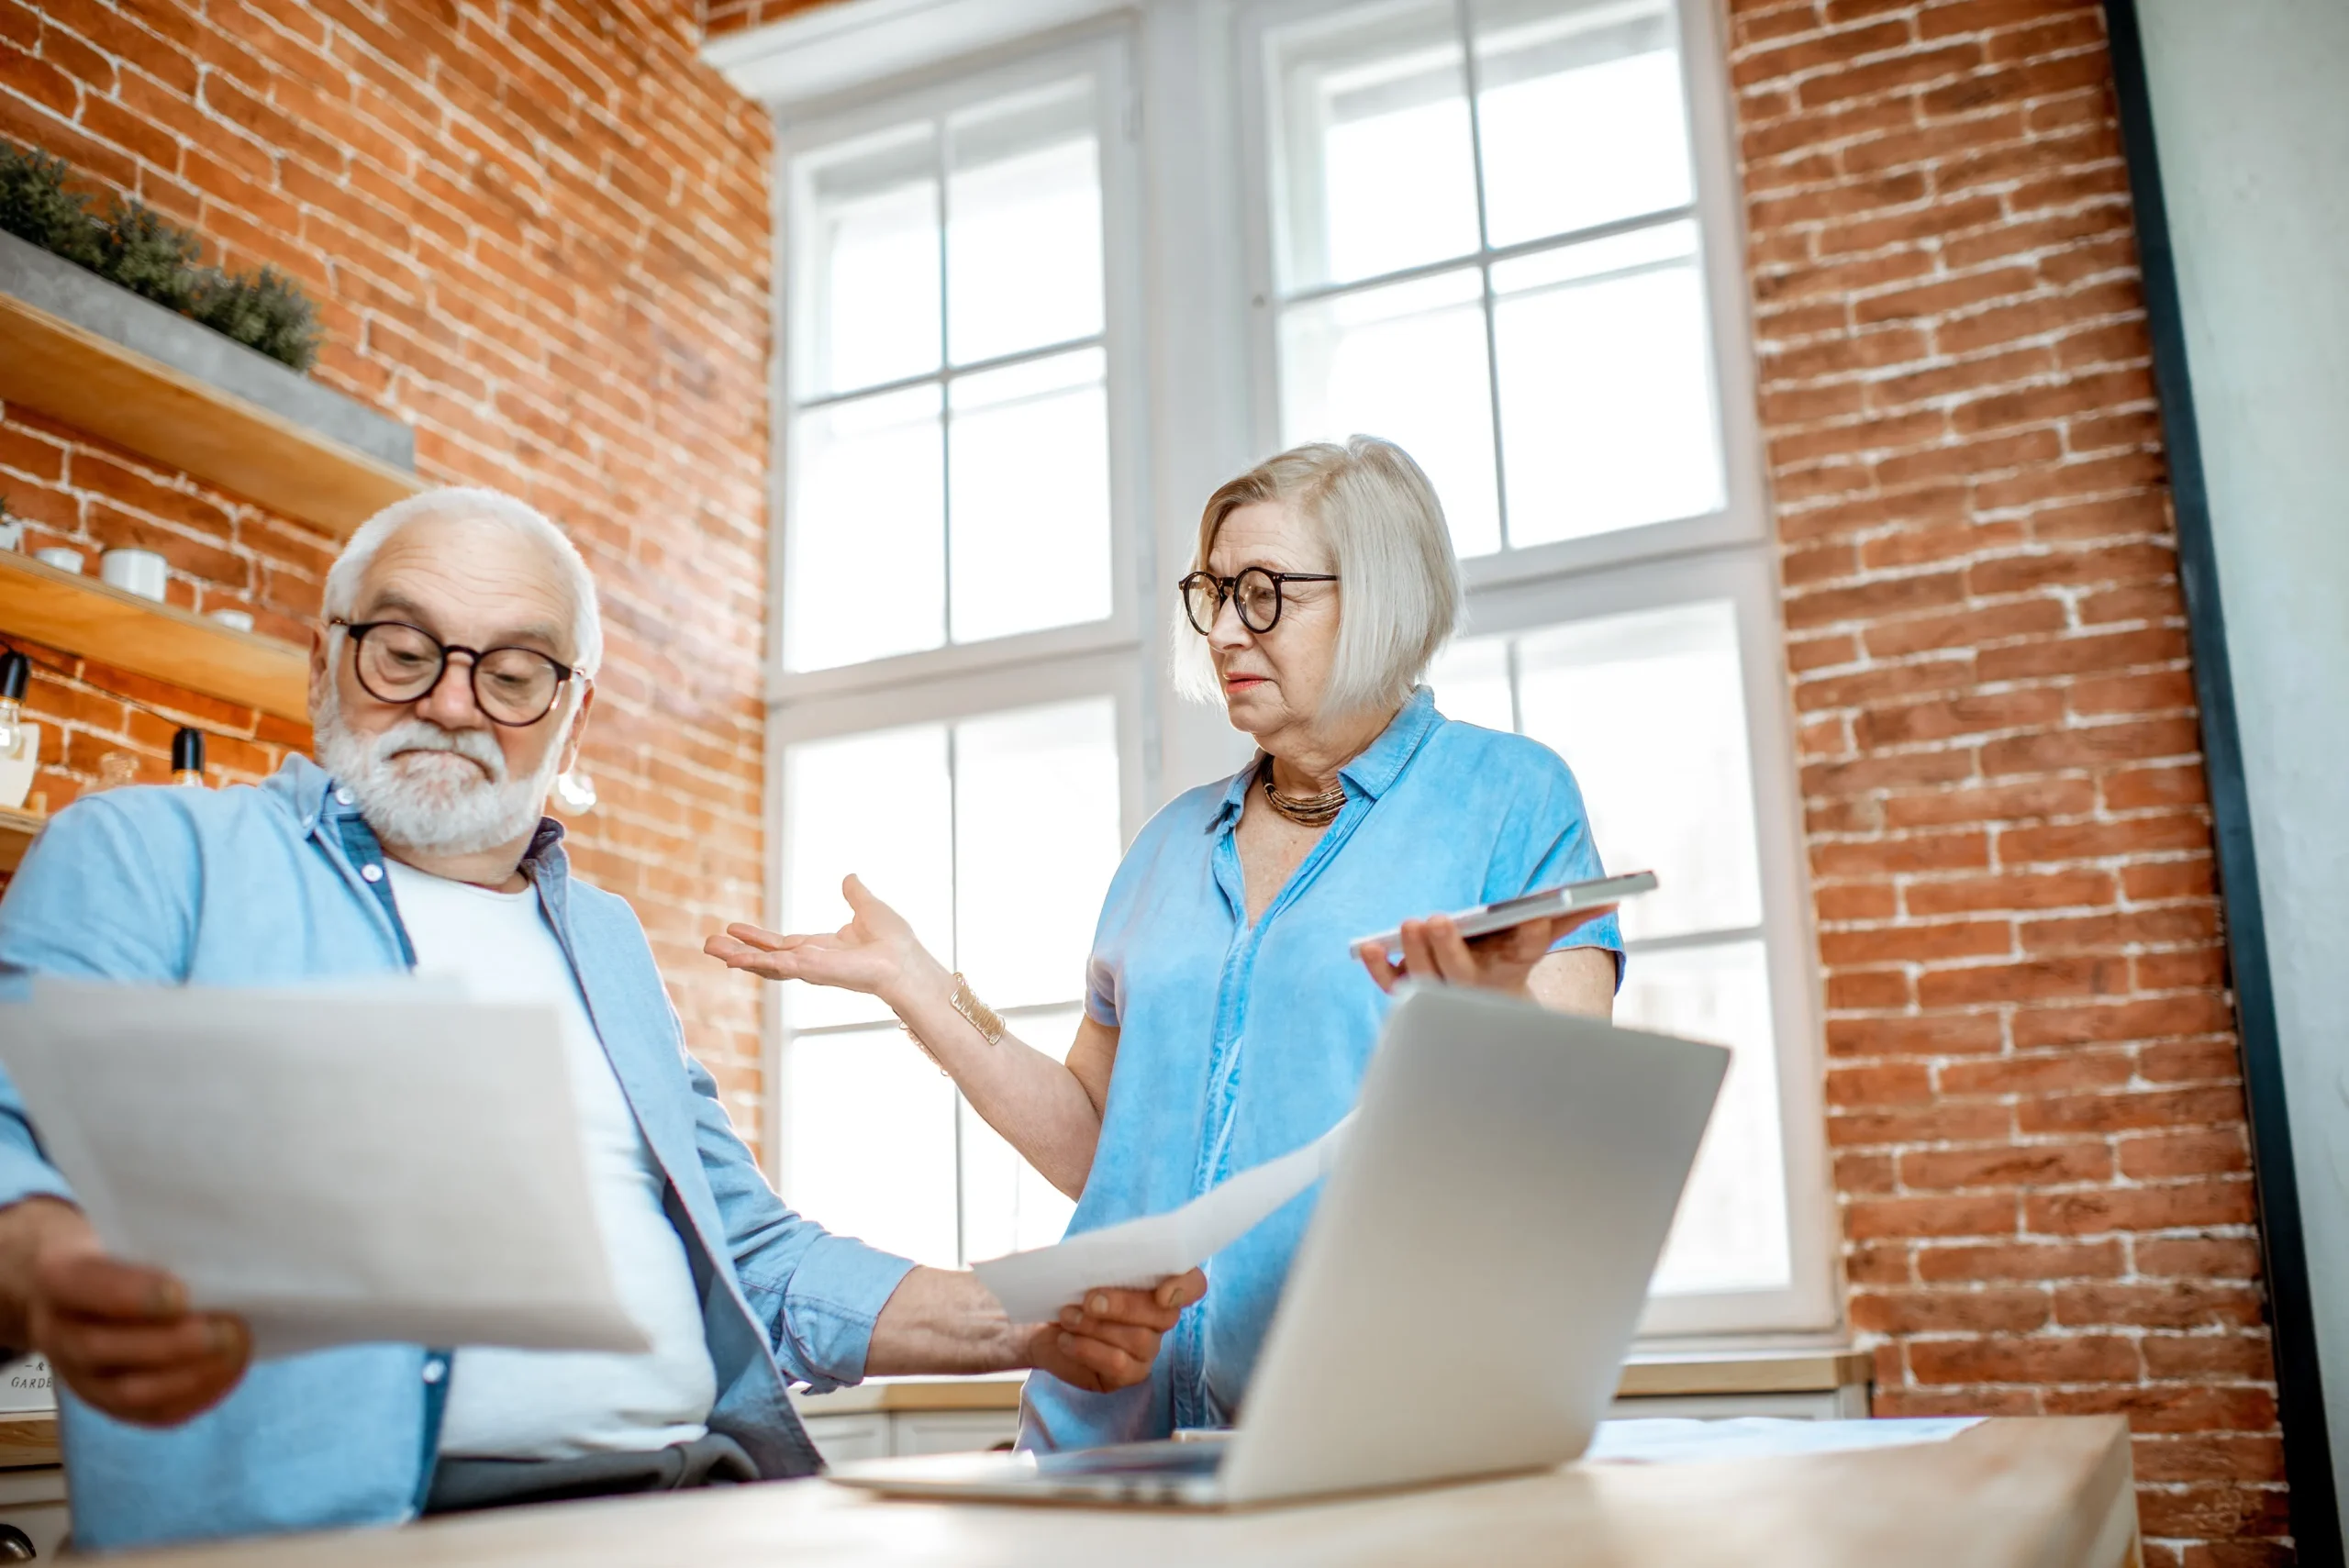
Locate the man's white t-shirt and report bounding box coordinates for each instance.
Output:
[384,859,718,1460]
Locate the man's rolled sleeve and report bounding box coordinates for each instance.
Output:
[750,1233,917,1394]
[685,1055,917,1392]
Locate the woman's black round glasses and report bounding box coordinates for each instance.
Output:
[1179,569,1338,636]
[330,618,584,727]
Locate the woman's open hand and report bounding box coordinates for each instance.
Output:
[1353,905,1615,1000]
[704,874,945,1010]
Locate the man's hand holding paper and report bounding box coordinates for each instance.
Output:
[6,1198,250,1429]
[0,977,1208,1423]
[0,979,654,1364]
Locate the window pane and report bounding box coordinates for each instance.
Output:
[1493,222,1724,544]
[802,125,940,397]
[952,698,1123,1011]
[784,724,953,1030]
[947,82,1104,364]
[1508,599,1764,940]
[1424,635,1512,732]
[1279,268,1500,557]
[1270,1,1480,290]
[947,350,1113,642]
[1617,940,1789,1295]
[1432,605,1789,1296]
[785,1025,961,1268]
[959,1006,1084,1262]
[787,385,945,672]
[1470,0,1692,249]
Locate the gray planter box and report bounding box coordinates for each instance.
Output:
[0,227,411,472]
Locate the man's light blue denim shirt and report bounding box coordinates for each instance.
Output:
[1021,688,1621,1451]
[0,754,916,1553]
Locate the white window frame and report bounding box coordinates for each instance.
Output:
[714,0,1841,1343]
[1233,0,1771,583]
[758,30,1161,1186]
[1457,549,1834,1336]
[763,651,1152,1201]
[764,31,1155,706]
[1230,0,1831,1336]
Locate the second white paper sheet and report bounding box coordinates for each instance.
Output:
[973,1116,1353,1322]
[0,979,649,1360]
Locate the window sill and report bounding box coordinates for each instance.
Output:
[793,1346,1871,1417]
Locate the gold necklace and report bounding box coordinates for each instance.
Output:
[1260,758,1347,827]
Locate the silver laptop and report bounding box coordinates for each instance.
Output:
[829,984,1729,1508]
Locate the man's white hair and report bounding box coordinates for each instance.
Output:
[1174,437,1461,717]
[322,486,604,677]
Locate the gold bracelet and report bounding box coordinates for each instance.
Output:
[899,973,1005,1072]
[948,972,1007,1047]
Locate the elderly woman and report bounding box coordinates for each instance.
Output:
[707,437,1621,1448]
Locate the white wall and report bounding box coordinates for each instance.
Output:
[2135,0,2349,1528]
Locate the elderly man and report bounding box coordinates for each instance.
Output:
[0,488,1199,1553]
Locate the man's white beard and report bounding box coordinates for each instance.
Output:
[312,685,568,857]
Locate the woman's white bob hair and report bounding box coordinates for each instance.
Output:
[322,487,604,678]
[1174,437,1462,718]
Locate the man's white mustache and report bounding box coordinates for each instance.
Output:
[370,720,507,784]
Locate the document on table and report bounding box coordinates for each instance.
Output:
[0,979,650,1361]
[1585,1417,1984,1464]
[974,1116,1354,1322]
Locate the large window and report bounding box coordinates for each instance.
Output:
[746,0,1831,1336]
[1262,0,1722,557]
[1246,0,1825,1331]
[1420,560,1823,1329]
[784,69,1124,673]
[769,47,1146,1266]
[780,696,1122,1264]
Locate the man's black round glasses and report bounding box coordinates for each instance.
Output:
[1179,569,1338,636]
[330,618,584,728]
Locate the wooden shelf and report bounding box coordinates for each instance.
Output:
[0,237,423,540]
[0,550,310,722]
[0,1411,55,1470]
[0,806,41,873]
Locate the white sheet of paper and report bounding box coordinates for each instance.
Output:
[1585,1417,1983,1464]
[0,979,650,1361]
[973,1116,1353,1323]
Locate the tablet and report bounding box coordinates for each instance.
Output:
[1354,871,1657,957]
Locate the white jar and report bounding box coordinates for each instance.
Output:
[100,548,169,601]
[0,717,36,812]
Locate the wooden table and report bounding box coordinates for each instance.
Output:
[116,1417,2136,1568]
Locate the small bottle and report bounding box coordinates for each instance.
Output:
[0,652,39,811]
[171,727,206,788]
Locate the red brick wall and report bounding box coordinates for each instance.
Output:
[1729,1,2284,1561]
[0,0,777,1135]
[2,0,2299,1559]
[701,0,818,43]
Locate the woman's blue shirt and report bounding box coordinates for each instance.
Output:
[1020,688,1621,1449]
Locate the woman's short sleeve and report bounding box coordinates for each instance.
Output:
[1479,737,1625,984]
